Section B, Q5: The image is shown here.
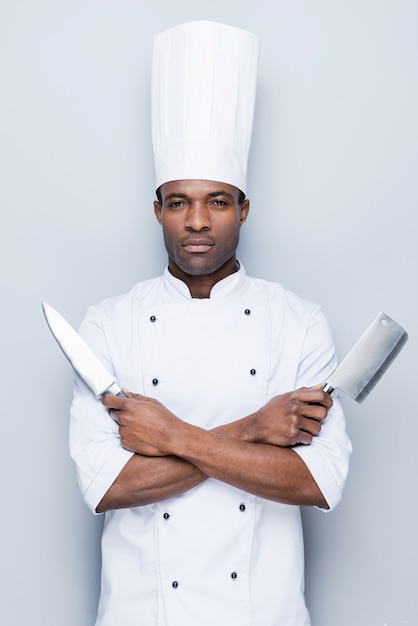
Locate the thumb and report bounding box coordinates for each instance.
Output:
[122,389,143,399]
[122,389,159,404]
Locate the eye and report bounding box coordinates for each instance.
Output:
[168,200,186,209]
[211,199,228,206]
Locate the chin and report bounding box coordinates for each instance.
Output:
[181,264,219,276]
[171,251,236,279]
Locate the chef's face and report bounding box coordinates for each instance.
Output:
[154,179,249,281]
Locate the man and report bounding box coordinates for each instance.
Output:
[70,22,351,626]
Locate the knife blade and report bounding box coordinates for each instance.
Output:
[322,312,408,403]
[42,302,127,398]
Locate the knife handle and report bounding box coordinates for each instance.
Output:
[102,382,128,398]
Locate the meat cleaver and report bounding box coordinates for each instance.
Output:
[42,303,407,404]
[322,312,408,402]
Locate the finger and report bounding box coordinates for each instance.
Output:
[102,394,126,410]
[293,430,313,446]
[122,389,161,405]
[122,389,144,399]
[296,385,333,406]
[305,392,333,410]
[302,403,329,422]
[300,417,323,436]
[109,409,121,424]
[317,389,333,408]
[286,398,328,422]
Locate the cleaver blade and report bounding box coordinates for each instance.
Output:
[322,312,408,403]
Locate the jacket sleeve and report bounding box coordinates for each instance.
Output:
[292,306,352,511]
[69,304,134,514]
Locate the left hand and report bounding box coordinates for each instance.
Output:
[245,385,333,447]
[102,391,182,456]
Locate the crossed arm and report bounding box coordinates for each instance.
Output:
[96,386,332,513]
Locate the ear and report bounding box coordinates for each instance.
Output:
[154,200,162,224]
[239,198,250,225]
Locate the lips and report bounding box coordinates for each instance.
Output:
[181,237,215,253]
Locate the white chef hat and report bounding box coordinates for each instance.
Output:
[151,21,259,194]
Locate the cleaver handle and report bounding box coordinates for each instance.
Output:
[322,382,334,395]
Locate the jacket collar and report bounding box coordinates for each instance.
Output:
[163,261,247,302]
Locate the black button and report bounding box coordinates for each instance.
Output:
[239,504,246,512]
[250,369,256,376]
[244,309,251,315]
[163,513,169,519]
[172,581,179,588]
[152,378,159,386]
[150,315,156,322]
[231,572,237,580]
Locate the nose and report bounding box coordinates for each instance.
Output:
[185,202,211,232]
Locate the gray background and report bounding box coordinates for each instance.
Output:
[1,1,416,625]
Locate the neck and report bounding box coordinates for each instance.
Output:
[168,257,239,298]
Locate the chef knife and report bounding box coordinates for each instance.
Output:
[322,312,408,402]
[42,301,127,398]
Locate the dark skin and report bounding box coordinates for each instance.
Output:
[97,179,332,513]
[154,179,250,298]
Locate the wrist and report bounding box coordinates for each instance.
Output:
[215,413,257,443]
[245,411,260,443]
[168,420,207,460]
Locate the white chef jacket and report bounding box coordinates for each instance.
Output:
[70,264,351,626]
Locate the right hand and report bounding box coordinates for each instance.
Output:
[102,391,184,457]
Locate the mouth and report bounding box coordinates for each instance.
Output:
[182,238,214,253]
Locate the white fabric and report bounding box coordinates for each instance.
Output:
[70,265,352,626]
[152,21,259,193]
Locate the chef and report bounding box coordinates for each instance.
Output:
[70,21,352,626]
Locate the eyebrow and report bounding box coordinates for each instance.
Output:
[164,191,234,201]
[207,191,234,200]
[164,193,189,200]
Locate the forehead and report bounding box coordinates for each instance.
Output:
[159,179,240,200]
